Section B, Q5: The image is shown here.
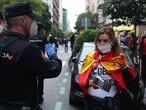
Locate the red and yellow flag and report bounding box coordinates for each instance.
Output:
[79,50,136,95]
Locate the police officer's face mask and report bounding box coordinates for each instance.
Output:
[29,20,38,37]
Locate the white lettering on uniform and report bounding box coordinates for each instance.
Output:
[1,52,13,60]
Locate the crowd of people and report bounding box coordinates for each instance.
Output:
[115,30,146,89]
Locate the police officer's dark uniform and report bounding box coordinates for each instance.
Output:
[0,2,62,110]
[29,25,48,104]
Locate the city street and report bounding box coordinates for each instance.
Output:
[0,1,146,110]
[41,45,83,110]
[40,44,146,110]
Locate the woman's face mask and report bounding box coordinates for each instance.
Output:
[97,42,112,53]
[96,34,113,53]
[29,20,38,37]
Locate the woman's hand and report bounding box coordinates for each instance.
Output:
[88,79,98,89]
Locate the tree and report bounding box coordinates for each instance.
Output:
[103,0,146,31]
[37,3,52,32]
[74,12,99,31]
[0,0,46,13]
[72,29,97,56]
[51,25,64,38]
[0,0,52,32]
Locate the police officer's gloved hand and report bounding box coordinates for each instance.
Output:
[45,43,57,58]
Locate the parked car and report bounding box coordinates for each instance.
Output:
[69,42,95,105]
[69,42,144,109]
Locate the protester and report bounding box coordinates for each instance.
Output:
[0,2,62,110]
[79,27,137,110]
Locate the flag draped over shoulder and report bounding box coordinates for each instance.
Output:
[79,50,136,95]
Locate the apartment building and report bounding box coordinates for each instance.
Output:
[52,0,59,27]
[42,0,63,28]
[87,0,111,26]
[59,0,63,29]
[63,8,67,31]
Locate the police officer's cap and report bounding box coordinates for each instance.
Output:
[5,2,38,19]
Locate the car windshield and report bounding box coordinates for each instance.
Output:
[79,44,95,61]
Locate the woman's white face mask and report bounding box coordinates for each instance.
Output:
[29,20,38,37]
[97,42,112,53]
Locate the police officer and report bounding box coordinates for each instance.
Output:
[0,2,62,110]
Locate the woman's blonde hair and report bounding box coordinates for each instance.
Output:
[95,27,122,55]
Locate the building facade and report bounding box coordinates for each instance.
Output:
[87,0,98,13]
[59,0,63,29]
[52,0,60,27]
[63,8,67,31]
[87,0,111,26]
[42,0,62,28]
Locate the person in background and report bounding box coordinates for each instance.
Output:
[138,31,146,87]
[63,38,68,52]
[79,27,137,110]
[46,34,58,54]
[49,35,58,49]
[70,32,77,51]
[0,2,62,110]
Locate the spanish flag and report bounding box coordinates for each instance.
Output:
[79,50,136,95]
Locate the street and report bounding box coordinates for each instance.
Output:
[0,1,146,110]
[41,44,146,110]
[41,45,83,110]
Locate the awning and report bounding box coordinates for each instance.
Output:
[113,25,134,31]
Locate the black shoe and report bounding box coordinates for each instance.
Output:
[38,96,44,104]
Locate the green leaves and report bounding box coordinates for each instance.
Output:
[72,29,97,56]
[0,0,52,32]
[103,0,146,25]
[74,12,99,30]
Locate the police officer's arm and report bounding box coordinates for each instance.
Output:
[20,45,62,78]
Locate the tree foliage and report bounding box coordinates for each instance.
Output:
[103,0,146,25]
[37,3,52,32]
[74,12,99,31]
[72,29,97,56]
[51,25,64,38]
[0,0,52,32]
